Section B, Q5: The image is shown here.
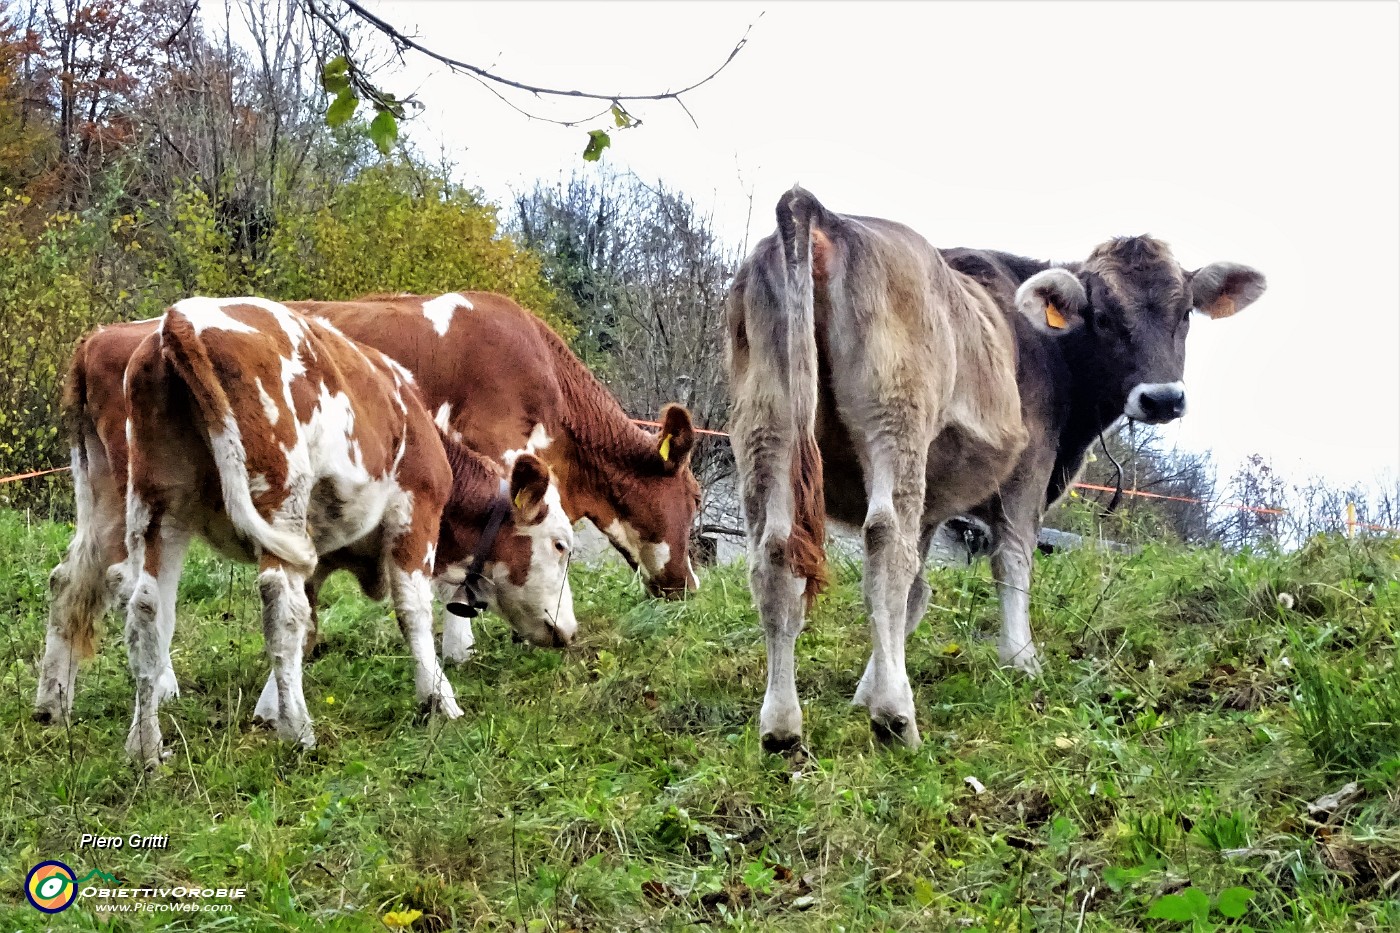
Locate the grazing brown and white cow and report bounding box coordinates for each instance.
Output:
[296,292,701,660]
[36,299,575,760]
[727,187,1265,750]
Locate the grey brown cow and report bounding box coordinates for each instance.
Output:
[727,187,1265,749]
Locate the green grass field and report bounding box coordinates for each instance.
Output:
[2,508,1398,931]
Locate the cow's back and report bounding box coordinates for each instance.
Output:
[298,294,564,460]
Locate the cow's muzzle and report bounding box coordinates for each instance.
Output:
[1126,382,1187,424]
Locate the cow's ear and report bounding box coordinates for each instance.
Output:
[1016,268,1088,334]
[509,453,551,524]
[1190,262,1266,320]
[655,404,695,474]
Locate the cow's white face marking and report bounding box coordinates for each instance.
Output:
[641,540,671,579]
[491,481,577,647]
[433,402,453,433]
[421,293,473,337]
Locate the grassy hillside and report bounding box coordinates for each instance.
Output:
[1,508,1398,931]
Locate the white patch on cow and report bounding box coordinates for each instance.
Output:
[256,378,280,426]
[422,293,473,337]
[221,297,308,350]
[686,556,700,591]
[249,473,271,496]
[502,424,553,466]
[490,481,577,647]
[1124,380,1187,422]
[171,297,259,335]
[641,540,671,579]
[602,518,644,567]
[434,402,453,433]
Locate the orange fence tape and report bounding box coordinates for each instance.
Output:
[0,465,71,485]
[637,419,1398,534]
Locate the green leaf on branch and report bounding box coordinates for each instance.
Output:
[321,56,350,95]
[327,90,358,128]
[611,104,635,128]
[582,129,611,162]
[369,110,398,155]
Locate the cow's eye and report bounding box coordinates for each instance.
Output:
[554,539,569,555]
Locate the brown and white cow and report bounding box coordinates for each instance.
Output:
[727,187,1265,750]
[291,292,701,660]
[36,298,575,760]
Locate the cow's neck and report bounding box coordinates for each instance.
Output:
[533,320,658,526]
[437,434,509,567]
[1051,326,1134,491]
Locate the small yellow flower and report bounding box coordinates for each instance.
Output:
[383,908,422,928]
[325,695,336,706]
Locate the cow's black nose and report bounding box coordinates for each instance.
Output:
[1138,386,1186,422]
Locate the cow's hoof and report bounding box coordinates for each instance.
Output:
[1000,647,1043,677]
[32,707,54,725]
[761,730,804,754]
[870,713,922,749]
[432,695,464,720]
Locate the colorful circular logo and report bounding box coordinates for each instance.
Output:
[26,861,78,913]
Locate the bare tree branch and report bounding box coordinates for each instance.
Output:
[306,0,754,131]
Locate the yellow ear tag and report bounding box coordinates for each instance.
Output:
[659,434,672,462]
[1044,301,1068,330]
[513,490,526,510]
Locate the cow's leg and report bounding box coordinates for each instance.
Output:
[258,556,316,746]
[852,440,927,747]
[989,479,1047,675]
[754,524,810,753]
[441,609,475,665]
[390,524,463,719]
[36,448,127,722]
[254,564,331,722]
[736,425,812,752]
[123,508,191,766]
[903,521,941,637]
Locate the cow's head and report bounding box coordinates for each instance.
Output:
[440,453,577,648]
[1016,237,1266,424]
[604,404,701,598]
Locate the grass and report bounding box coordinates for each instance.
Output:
[1,507,1398,931]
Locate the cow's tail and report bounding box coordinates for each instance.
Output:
[773,186,829,606]
[158,309,317,573]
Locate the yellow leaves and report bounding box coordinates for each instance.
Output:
[382,908,422,928]
[1053,735,1078,750]
[941,642,962,657]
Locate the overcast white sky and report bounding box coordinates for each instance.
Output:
[373,0,1399,494]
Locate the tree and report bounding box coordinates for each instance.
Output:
[513,169,738,490]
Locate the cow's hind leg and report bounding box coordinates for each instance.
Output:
[258,557,316,746]
[254,563,332,722]
[123,509,192,766]
[738,427,813,753]
[36,445,129,722]
[852,440,927,747]
[389,525,462,720]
